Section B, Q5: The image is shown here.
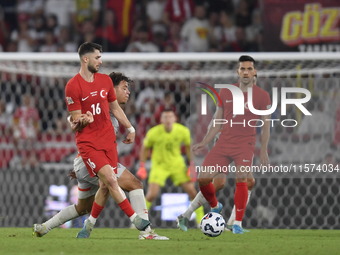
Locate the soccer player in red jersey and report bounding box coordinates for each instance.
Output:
[177,55,271,234]
[64,42,150,238]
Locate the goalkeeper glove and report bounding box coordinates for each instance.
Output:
[137,162,148,180]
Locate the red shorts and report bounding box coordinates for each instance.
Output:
[202,142,254,173]
[79,145,118,178]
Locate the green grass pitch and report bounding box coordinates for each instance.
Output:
[0,228,338,255]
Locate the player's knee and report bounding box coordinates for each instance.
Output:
[198,178,211,187]
[103,174,119,189]
[247,178,255,190]
[99,184,110,197]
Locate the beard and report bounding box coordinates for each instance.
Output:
[87,63,98,73]
[241,77,253,86]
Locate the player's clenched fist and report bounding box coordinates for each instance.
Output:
[137,162,148,180]
[123,126,135,144]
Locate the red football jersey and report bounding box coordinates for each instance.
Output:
[65,73,117,151]
[217,84,271,145]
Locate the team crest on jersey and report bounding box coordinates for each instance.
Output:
[100,89,108,99]
[66,97,74,105]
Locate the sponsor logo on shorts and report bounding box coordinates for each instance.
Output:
[243,159,250,162]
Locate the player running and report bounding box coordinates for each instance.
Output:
[177,55,271,234]
[137,109,205,226]
[33,72,168,240]
[65,42,149,237]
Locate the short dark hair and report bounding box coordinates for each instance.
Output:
[108,72,132,87]
[162,109,175,114]
[78,42,102,58]
[239,55,256,68]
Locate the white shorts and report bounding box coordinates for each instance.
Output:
[73,156,126,199]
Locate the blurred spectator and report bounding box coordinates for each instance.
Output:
[77,19,95,46]
[164,42,175,52]
[44,0,74,27]
[224,26,256,52]
[128,18,144,44]
[0,6,9,51]
[180,5,210,52]
[163,0,194,26]
[234,0,252,27]
[0,99,12,136]
[154,92,177,123]
[17,0,43,16]
[39,30,57,52]
[46,14,59,37]
[253,29,263,52]
[12,94,40,151]
[10,13,37,52]
[125,25,159,52]
[95,9,124,52]
[135,80,164,110]
[32,14,45,45]
[147,0,166,35]
[153,32,166,52]
[71,0,100,32]
[208,0,234,14]
[213,11,236,50]
[208,11,219,31]
[245,8,262,43]
[6,41,17,51]
[58,27,77,52]
[0,1,17,31]
[167,22,190,52]
[106,0,135,39]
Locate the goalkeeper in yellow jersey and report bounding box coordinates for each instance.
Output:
[137,109,204,226]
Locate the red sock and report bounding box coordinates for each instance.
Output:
[235,182,248,221]
[199,182,218,208]
[91,201,104,218]
[118,198,135,218]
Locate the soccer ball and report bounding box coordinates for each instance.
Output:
[200,212,225,237]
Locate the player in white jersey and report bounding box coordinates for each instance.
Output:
[33,72,168,240]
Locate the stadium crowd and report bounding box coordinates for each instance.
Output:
[0,0,263,53]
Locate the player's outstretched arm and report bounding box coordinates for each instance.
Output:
[192,107,223,154]
[260,114,271,167]
[109,100,135,144]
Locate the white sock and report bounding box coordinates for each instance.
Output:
[129,213,137,222]
[88,215,97,225]
[129,189,149,220]
[227,190,252,225]
[182,191,207,219]
[234,220,242,227]
[44,204,79,230]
